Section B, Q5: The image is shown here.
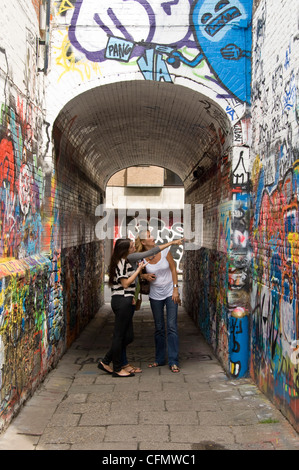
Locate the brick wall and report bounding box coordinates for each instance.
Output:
[184,146,251,377]
[184,160,230,369]
[0,0,55,429]
[0,0,105,430]
[31,0,40,20]
[54,132,105,348]
[61,242,104,348]
[250,0,299,431]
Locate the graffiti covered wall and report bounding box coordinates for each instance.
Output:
[62,242,104,348]
[49,0,252,124]
[184,138,251,378]
[0,0,105,430]
[0,0,65,428]
[0,256,64,423]
[250,0,299,430]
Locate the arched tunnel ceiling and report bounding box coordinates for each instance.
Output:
[53,81,233,191]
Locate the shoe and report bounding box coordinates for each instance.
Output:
[169,364,180,373]
[97,361,113,374]
[112,371,135,378]
[148,362,165,368]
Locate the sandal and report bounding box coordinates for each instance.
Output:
[170,364,180,373]
[123,364,142,373]
[97,361,113,375]
[112,371,135,378]
[148,362,164,368]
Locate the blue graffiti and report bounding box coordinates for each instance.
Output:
[137,47,173,82]
[229,314,249,378]
[188,0,252,103]
[105,36,174,82]
[105,36,135,62]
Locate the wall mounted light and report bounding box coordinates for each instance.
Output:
[192,166,205,180]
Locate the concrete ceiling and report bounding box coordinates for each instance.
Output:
[53,80,233,191]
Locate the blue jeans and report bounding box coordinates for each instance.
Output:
[149,296,179,366]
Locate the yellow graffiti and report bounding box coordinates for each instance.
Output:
[0,276,26,337]
[251,154,262,186]
[55,0,75,16]
[288,232,299,264]
[54,31,102,82]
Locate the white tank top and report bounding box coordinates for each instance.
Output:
[145,248,173,300]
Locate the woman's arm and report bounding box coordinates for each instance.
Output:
[127,238,184,264]
[159,238,184,251]
[127,246,160,264]
[120,261,147,289]
[167,252,180,304]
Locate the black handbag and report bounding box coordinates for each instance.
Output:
[139,268,150,295]
[135,293,142,311]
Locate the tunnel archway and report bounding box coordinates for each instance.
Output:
[53,80,233,192]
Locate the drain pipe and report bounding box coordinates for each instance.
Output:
[229,306,249,379]
[44,0,50,73]
[38,0,50,73]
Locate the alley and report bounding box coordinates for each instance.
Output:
[1,0,299,437]
[0,301,298,451]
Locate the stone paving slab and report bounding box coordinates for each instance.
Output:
[0,304,298,452]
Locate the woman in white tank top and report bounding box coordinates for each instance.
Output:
[136,230,183,373]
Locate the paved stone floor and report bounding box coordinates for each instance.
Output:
[0,302,298,451]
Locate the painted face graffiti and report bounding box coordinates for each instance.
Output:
[190,0,252,103]
[18,163,32,216]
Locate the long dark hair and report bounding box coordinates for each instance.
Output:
[108,238,131,286]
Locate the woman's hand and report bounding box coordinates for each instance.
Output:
[121,261,148,289]
[136,260,148,275]
[143,273,156,282]
[171,238,185,246]
[137,260,148,271]
[172,287,181,305]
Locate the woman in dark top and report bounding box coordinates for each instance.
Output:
[98,236,183,377]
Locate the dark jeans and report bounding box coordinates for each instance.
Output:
[150,296,179,366]
[103,295,134,372]
[121,305,136,367]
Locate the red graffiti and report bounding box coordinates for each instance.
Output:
[0,138,15,194]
